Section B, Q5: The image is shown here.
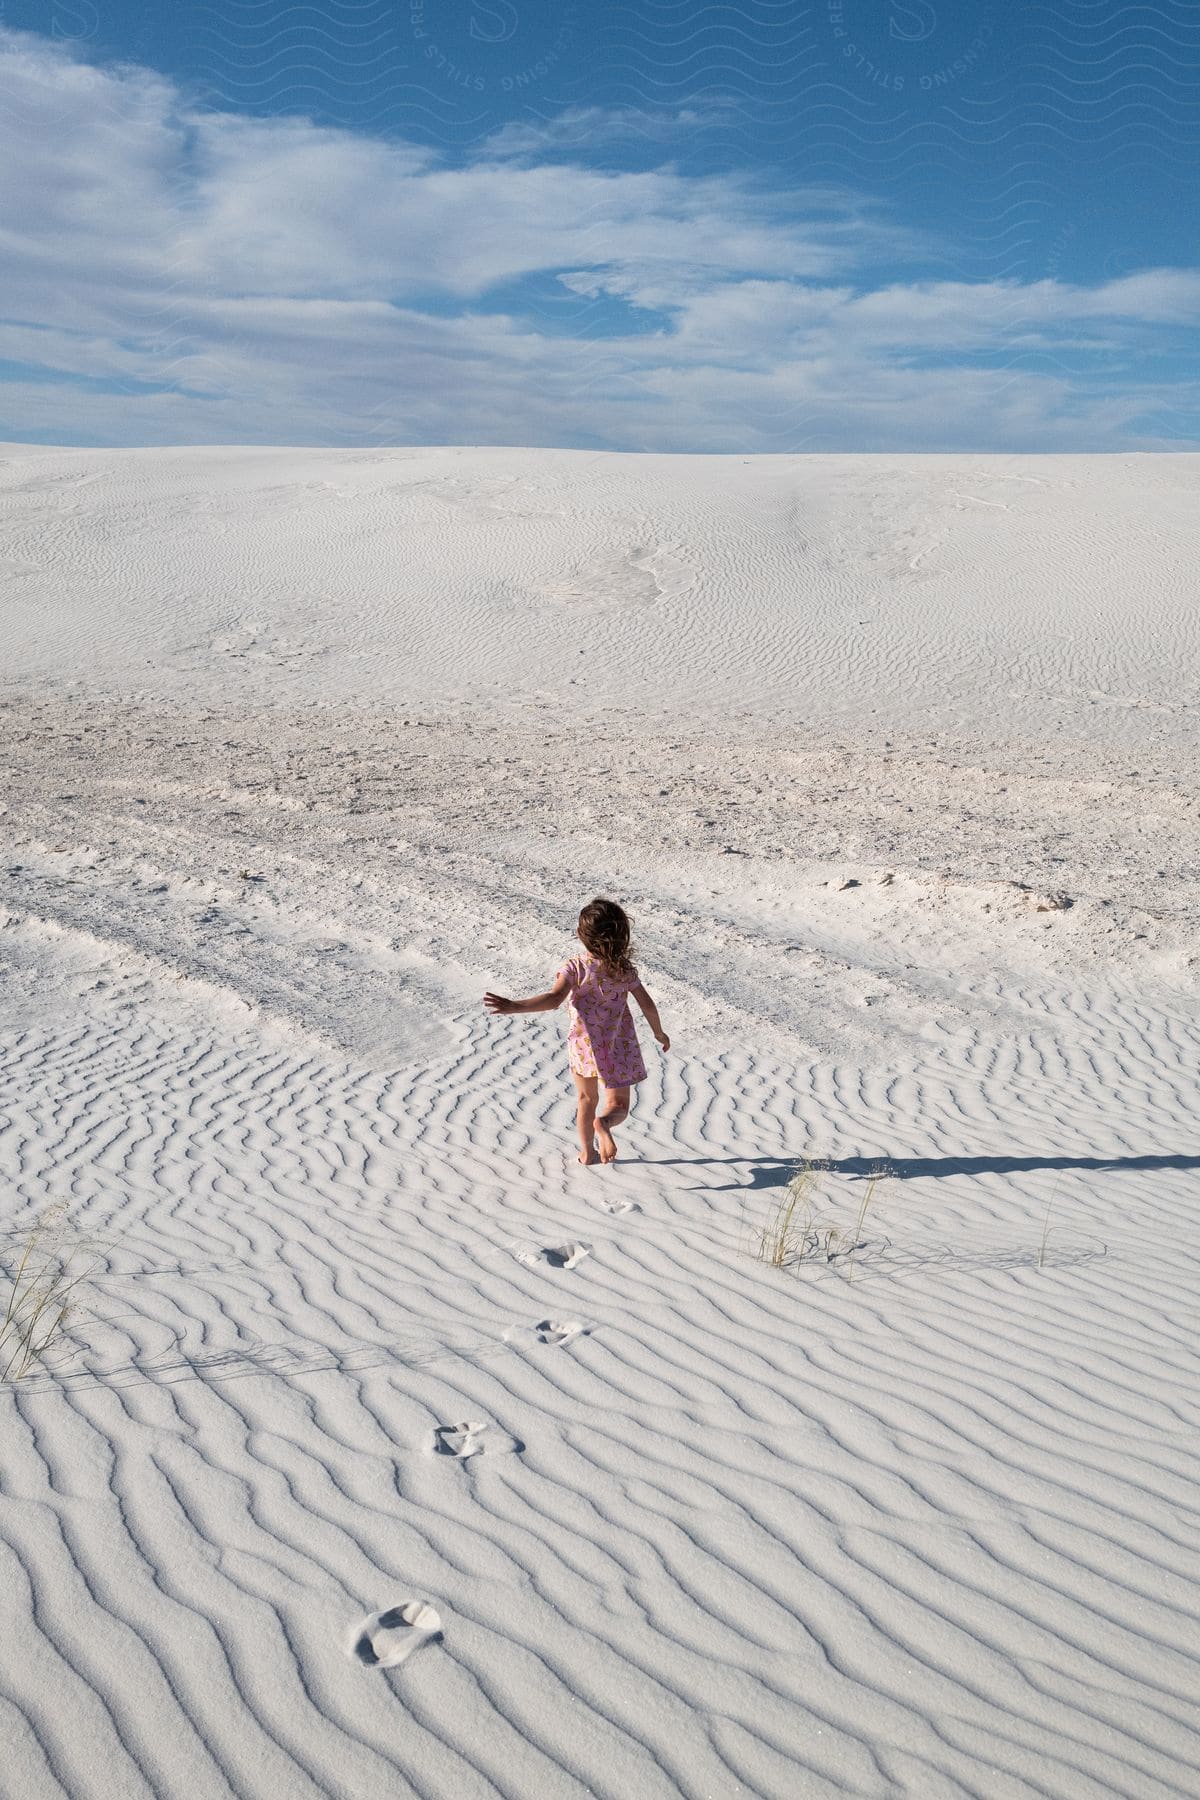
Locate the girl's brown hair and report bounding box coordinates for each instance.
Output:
[577,897,635,975]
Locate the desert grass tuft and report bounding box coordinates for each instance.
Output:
[751,1161,821,1268]
[748,1161,886,1277]
[845,1164,885,1283]
[1,1205,96,1382]
[1036,1178,1062,1270]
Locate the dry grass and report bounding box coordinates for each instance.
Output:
[1037,1179,1062,1270]
[748,1161,885,1277]
[1,1205,95,1382]
[751,1161,821,1268]
[845,1166,883,1283]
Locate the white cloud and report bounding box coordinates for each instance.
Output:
[0,26,1195,451]
[479,103,734,160]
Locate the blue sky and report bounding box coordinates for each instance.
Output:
[0,1,1197,450]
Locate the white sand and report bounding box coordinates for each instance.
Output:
[1,445,1198,1797]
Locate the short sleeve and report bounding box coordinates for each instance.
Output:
[554,957,580,990]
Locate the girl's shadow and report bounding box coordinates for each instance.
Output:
[648,1151,1200,1188]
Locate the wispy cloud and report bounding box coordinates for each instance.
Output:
[479,102,737,160]
[0,27,1195,450]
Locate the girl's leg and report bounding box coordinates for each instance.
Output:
[594,1085,631,1163]
[572,1072,600,1164]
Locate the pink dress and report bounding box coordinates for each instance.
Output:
[555,953,648,1087]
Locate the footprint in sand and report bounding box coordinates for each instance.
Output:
[535,1319,585,1346]
[598,1197,638,1216]
[351,1601,442,1669]
[432,1421,523,1459]
[547,1242,590,1269]
[514,1242,592,1269]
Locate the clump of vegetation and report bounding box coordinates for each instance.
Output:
[1037,1178,1062,1270]
[748,1161,885,1281]
[1,1205,94,1382]
[845,1166,884,1282]
[751,1160,821,1268]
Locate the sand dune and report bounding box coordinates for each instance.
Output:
[2,444,1197,745]
[1,447,1198,1796]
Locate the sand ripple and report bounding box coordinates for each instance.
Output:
[2,974,1199,1795]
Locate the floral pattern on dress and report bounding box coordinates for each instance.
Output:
[555,953,648,1087]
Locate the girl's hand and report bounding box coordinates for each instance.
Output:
[483,991,516,1015]
[656,1032,671,1052]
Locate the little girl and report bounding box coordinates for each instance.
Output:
[484,897,669,1164]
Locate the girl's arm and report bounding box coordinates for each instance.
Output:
[631,983,670,1050]
[484,974,571,1016]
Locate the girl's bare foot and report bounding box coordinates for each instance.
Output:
[594,1120,618,1163]
[577,1147,597,1165]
